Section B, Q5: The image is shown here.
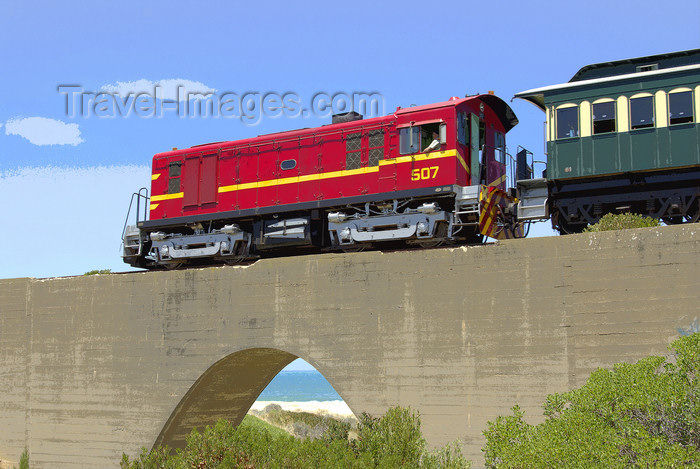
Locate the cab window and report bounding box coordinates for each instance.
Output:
[399,127,420,154]
[399,123,441,154]
[457,113,468,145]
[420,123,441,152]
[494,132,505,164]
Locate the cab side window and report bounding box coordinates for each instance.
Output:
[420,123,440,151]
[494,132,506,164]
[457,113,468,146]
[399,127,420,154]
[399,123,441,155]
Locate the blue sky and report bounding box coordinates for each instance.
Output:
[0,0,698,284]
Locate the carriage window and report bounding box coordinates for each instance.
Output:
[556,107,579,139]
[630,96,654,130]
[168,161,181,194]
[669,91,694,125]
[399,127,420,154]
[592,101,616,134]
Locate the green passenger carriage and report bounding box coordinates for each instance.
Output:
[515,49,700,233]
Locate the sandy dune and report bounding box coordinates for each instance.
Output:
[250,400,355,418]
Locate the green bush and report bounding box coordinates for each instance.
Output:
[83,269,112,275]
[482,332,700,468]
[121,408,471,468]
[354,407,425,467]
[583,213,659,233]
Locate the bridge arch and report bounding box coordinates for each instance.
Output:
[154,347,299,449]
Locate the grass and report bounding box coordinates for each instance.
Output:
[239,414,290,439]
[248,404,356,440]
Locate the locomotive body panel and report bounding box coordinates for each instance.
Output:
[145,96,514,226]
[123,94,522,268]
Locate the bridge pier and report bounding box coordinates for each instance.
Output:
[1,224,698,468]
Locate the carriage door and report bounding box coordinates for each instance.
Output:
[183,152,218,209]
[469,113,480,185]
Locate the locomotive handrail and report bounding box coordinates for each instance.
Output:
[121,188,149,242]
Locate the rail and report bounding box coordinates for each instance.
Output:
[120,187,149,242]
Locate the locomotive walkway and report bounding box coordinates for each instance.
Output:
[1,224,699,468]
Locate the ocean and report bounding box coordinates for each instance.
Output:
[257,370,342,402]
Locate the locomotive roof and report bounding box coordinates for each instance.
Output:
[395,94,518,132]
[513,49,700,111]
[155,94,518,158]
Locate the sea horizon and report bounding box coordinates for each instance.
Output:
[257,369,342,402]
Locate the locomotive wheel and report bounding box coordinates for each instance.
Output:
[663,211,700,224]
[689,206,700,223]
[340,245,366,253]
[558,223,586,235]
[662,216,684,225]
[416,222,448,248]
[417,240,443,249]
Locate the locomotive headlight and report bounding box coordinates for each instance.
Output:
[159,245,170,257]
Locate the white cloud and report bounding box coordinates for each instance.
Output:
[5,117,84,146]
[100,78,217,102]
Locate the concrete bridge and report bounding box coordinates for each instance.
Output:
[1,224,699,468]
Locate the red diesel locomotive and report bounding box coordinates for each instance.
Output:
[122,94,524,268]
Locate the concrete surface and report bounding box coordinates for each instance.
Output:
[0,224,698,468]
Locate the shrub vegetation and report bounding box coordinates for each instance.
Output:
[583,213,660,233]
[251,404,354,441]
[121,407,470,468]
[83,269,112,275]
[483,332,700,468]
